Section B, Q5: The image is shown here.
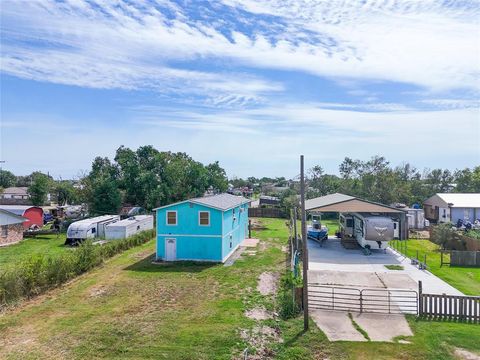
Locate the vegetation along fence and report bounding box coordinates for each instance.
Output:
[248,207,287,218]
[441,250,480,267]
[0,230,155,308]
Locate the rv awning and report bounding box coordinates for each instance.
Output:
[305,193,406,214]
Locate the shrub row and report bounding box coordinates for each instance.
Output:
[0,230,155,308]
[277,270,302,320]
[431,224,480,251]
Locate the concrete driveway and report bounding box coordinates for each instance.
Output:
[307,237,464,342]
[308,237,463,296]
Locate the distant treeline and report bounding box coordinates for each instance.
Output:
[1,153,478,215]
[0,145,228,215]
[232,156,480,209]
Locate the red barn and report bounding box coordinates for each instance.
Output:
[0,205,44,229]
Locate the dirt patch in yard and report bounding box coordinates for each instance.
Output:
[250,218,267,230]
[257,272,279,296]
[88,285,109,297]
[240,325,282,359]
[245,307,273,320]
[454,348,480,360]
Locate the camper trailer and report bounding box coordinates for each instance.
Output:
[105,215,153,240]
[339,213,394,251]
[65,215,120,245]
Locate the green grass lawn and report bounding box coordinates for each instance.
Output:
[391,239,480,295]
[0,234,69,269]
[0,218,479,360]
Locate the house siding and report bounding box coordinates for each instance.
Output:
[221,203,249,261]
[451,207,480,223]
[155,199,249,262]
[156,202,224,261]
[0,223,23,246]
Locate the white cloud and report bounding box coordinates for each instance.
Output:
[1,0,478,97]
[3,103,478,178]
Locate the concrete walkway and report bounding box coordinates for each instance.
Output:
[311,309,413,342]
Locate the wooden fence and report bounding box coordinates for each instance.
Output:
[441,250,480,267]
[248,207,287,218]
[418,281,480,323]
[419,293,480,323]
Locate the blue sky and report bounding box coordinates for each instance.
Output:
[1,0,479,179]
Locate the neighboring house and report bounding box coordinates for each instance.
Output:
[259,195,280,208]
[0,187,31,205]
[0,209,26,246]
[155,193,250,262]
[0,205,44,229]
[423,193,480,224]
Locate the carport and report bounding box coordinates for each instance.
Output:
[305,193,408,240]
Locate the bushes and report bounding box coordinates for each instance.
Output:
[0,230,154,308]
[277,271,302,320]
[431,224,480,251]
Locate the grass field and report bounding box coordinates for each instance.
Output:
[1,218,479,359]
[0,234,69,268]
[391,239,480,295]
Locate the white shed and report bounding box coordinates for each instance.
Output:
[105,215,153,240]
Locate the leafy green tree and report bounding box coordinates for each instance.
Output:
[206,161,228,193]
[0,170,16,188]
[28,172,52,205]
[90,178,122,215]
[54,181,79,205]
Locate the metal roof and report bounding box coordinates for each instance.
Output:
[0,208,26,224]
[0,205,42,216]
[1,187,28,195]
[305,193,355,210]
[106,215,152,227]
[154,193,251,211]
[305,193,405,213]
[428,193,480,208]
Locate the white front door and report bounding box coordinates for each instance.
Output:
[165,238,176,261]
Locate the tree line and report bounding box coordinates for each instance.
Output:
[1,153,478,215]
[270,156,479,212]
[0,145,228,215]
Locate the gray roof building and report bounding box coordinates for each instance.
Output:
[154,193,251,211]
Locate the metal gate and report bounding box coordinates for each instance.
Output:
[308,284,418,315]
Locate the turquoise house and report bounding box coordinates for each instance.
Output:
[155,193,251,262]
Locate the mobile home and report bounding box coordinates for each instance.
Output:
[105,215,153,240]
[65,215,120,245]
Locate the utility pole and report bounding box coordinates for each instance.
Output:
[300,155,309,331]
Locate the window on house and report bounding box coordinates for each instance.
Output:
[91,227,96,234]
[167,211,177,225]
[199,211,210,226]
[1,225,7,237]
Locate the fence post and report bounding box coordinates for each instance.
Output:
[418,281,423,316]
[248,219,251,238]
[360,291,363,313]
[388,291,391,314]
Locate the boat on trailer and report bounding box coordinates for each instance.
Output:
[307,214,328,243]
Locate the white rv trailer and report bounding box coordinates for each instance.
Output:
[339,213,395,251]
[105,215,153,240]
[65,215,120,245]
